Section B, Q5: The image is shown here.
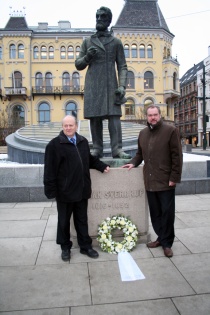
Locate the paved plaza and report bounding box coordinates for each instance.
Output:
[0,193,210,314]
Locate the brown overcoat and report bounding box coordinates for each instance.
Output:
[130,120,183,191]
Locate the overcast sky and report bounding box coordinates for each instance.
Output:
[0,0,209,77]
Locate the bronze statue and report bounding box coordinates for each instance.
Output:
[75,6,131,159]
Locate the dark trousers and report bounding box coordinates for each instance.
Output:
[146,189,175,248]
[90,116,122,157]
[56,199,92,250]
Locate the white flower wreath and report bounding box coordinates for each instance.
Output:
[97,215,138,254]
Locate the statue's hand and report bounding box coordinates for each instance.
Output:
[86,46,97,62]
[115,86,125,98]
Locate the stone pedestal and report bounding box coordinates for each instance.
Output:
[70,166,149,247]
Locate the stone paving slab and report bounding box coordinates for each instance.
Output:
[176,210,210,227]
[0,264,91,312]
[172,294,210,315]
[175,197,210,212]
[0,220,47,238]
[175,227,210,253]
[89,258,195,304]
[0,237,42,266]
[0,208,44,220]
[172,253,210,294]
[71,299,180,315]
[0,309,69,315]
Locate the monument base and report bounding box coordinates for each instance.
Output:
[70,166,150,247]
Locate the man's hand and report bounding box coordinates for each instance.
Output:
[121,164,134,170]
[86,46,97,62]
[169,181,176,186]
[104,166,110,173]
[115,86,125,98]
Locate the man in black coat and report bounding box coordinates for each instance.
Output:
[44,115,110,261]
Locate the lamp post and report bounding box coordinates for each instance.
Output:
[198,64,210,150]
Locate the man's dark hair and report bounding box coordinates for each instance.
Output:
[146,105,161,115]
[97,6,112,23]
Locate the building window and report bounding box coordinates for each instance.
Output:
[76,46,80,58]
[66,102,77,117]
[124,44,130,58]
[33,46,39,59]
[147,45,153,58]
[139,44,145,58]
[41,46,47,59]
[144,71,154,89]
[38,103,50,123]
[173,72,177,90]
[125,98,135,116]
[126,71,135,89]
[131,44,137,58]
[35,72,43,92]
[45,72,52,92]
[60,46,66,59]
[12,71,22,88]
[49,46,54,59]
[68,46,74,59]
[10,44,16,59]
[12,105,25,127]
[0,46,2,59]
[72,72,80,90]
[62,72,70,91]
[18,44,24,59]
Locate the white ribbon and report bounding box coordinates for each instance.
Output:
[118,251,145,281]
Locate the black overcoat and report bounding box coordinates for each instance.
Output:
[75,34,127,118]
[43,131,108,202]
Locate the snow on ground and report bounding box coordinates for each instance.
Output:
[0,153,210,167]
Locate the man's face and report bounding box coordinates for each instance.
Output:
[96,9,110,31]
[62,116,77,138]
[147,107,161,126]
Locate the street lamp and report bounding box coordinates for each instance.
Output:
[197,64,210,150]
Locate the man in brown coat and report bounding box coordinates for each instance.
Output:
[122,105,183,257]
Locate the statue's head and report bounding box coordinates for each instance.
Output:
[96,7,112,31]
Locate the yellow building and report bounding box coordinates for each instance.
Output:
[0,0,179,129]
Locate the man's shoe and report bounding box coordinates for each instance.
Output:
[113,151,131,159]
[147,240,161,248]
[61,249,71,261]
[80,248,99,259]
[163,247,173,257]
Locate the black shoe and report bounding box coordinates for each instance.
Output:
[61,249,71,261]
[80,248,99,259]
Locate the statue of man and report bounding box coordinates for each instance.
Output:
[75,6,131,159]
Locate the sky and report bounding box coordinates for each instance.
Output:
[0,0,210,77]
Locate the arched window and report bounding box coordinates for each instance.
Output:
[144,71,154,89]
[45,72,52,92]
[173,72,177,90]
[131,44,137,58]
[126,71,135,89]
[33,46,39,59]
[49,46,54,59]
[125,98,135,116]
[41,45,47,59]
[12,71,22,88]
[18,44,24,59]
[10,44,16,59]
[66,102,77,117]
[60,46,66,59]
[0,46,2,59]
[76,46,80,58]
[147,45,153,58]
[12,105,25,128]
[139,44,145,58]
[72,72,80,91]
[35,72,43,92]
[38,103,50,123]
[62,72,70,91]
[68,46,74,59]
[124,44,130,58]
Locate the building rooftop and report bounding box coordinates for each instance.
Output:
[180,61,203,86]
